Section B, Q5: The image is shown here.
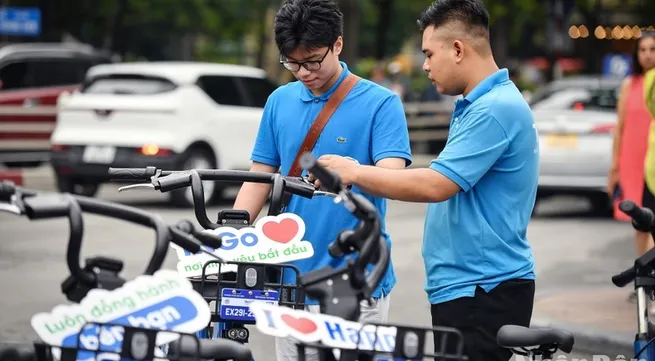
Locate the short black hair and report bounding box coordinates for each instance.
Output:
[274,0,343,58]
[417,0,490,35]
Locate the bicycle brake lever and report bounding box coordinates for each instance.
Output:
[118,168,164,192]
[314,191,340,199]
[118,183,155,192]
[0,202,21,214]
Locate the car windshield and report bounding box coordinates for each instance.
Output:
[82,75,176,95]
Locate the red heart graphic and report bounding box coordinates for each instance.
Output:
[281,314,318,334]
[262,218,299,244]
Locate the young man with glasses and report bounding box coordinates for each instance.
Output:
[232,0,411,360]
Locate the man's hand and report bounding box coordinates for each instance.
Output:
[309,154,360,189]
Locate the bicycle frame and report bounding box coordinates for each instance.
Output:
[632,258,655,361]
[613,200,655,361]
[635,285,655,361]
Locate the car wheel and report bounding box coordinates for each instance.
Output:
[56,175,100,197]
[169,148,223,207]
[589,194,613,216]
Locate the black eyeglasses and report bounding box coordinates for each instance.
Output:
[280,47,331,72]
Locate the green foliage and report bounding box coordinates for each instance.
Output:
[41,0,655,63]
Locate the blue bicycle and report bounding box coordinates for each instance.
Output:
[612,199,655,361]
[0,159,577,361]
[107,166,336,355]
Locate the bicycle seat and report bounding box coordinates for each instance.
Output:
[167,336,252,361]
[496,325,574,353]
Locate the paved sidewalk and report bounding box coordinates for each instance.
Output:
[531,286,637,356]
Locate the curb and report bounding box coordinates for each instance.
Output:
[0,165,57,192]
[531,317,634,357]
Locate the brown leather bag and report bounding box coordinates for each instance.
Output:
[279,73,361,209]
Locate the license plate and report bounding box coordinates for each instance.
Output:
[545,134,578,148]
[83,145,116,164]
[219,288,279,322]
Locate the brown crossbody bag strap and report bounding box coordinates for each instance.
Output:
[278,73,361,211]
[287,73,361,177]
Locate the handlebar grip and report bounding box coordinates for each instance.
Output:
[284,177,316,199]
[299,152,342,194]
[0,181,16,202]
[170,226,202,254]
[611,266,636,287]
[23,195,72,219]
[107,166,157,180]
[194,231,222,249]
[619,200,654,232]
[328,232,348,258]
[365,234,390,292]
[159,173,192,192]
[175,220,222,249]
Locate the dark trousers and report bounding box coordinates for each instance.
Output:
[431,279,535,361]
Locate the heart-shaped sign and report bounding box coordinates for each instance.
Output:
[262,218,299,244]
[281,314,318,334]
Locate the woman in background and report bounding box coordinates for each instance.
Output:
[608,32,655,302]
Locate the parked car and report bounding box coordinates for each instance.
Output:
[0,42,114,168]
[50,61,278,207]
[531,76,622,215]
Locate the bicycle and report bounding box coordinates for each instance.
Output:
[0,180,224,303]
[611,199,655,361]
[232,152,575,361]
[0,180,254,361]
[0,157,577,361]
[106,166,340,346]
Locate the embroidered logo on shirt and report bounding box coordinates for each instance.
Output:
[336,137,347,143]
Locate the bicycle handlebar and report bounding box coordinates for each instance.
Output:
[612,199,655,287]
[0,180,223,294]
[107,166,330,229]
[620,200,655,233]
[296,152,389,321]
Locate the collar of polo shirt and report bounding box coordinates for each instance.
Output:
[299,61,351,102]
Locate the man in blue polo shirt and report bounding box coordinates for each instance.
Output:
[318,1,538,360]
[232,1,411,360]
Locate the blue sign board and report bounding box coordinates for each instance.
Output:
[603,54,632,77]
[0,7,41,36]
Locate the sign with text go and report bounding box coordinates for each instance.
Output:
[169,213,315,278]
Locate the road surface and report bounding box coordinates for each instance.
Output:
[0,185,636,359]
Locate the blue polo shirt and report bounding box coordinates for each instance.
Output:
[422,68,538,305]
[251,62,412,305]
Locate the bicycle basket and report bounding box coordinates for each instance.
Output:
[191,260,306,323]
[293,322,467,361]
[23,322,202,361]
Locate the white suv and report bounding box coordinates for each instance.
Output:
[50,61,277,206]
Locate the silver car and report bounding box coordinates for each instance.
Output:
[530,76,623,215]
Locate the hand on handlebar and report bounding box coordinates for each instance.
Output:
[307,154,359,191]
[297,152,389,321]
